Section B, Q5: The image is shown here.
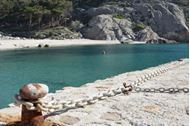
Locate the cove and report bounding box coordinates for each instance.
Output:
[0,44,188,108]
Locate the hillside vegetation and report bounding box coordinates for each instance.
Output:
[0,0,72,28]
[0,0,189,42]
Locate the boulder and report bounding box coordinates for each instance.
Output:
[135,26,159,42]
[82,14,135,41]
[135,26,176,43]
[133,2,189,42]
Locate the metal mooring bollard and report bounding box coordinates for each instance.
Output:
[18,83,49,126]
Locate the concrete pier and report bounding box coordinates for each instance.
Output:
[0,59,189,126]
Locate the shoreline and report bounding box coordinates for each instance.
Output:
[0,58,188,125]
[0,39,121,51]
[0,39,147,51]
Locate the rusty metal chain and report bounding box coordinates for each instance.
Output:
[132,86,189,94]
[122,61,189,94]
[122,83,189,94]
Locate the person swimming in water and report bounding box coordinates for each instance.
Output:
[102,50,106,54]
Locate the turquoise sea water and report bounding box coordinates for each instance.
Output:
[0,44,188,108]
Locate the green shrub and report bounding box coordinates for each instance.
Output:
[44,44,49,48]
[34,27,81,39]
[0,0,73,30]
[133,23,146,32]
[113,14,125,19]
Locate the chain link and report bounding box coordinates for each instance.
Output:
[131,86,189,94]
[125,61,189,94]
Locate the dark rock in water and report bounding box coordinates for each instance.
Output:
[19,83,49,101]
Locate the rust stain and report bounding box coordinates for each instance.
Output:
[143,104,160,112]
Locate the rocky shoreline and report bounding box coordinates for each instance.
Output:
[0,58,188,125]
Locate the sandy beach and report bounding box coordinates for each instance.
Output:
[0,39,122,51]
[0,39,148,51]
[0,59,188,125]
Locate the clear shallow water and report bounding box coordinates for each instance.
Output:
[0,44,188,108]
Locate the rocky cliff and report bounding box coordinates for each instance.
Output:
[0,0,189,43]
[73,0,189,43]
